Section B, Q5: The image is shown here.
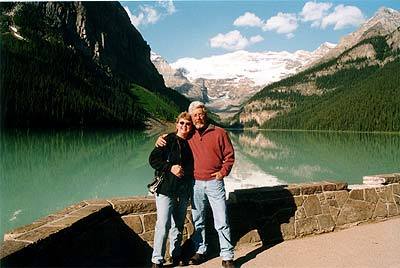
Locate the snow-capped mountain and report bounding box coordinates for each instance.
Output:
[172,43,336,86]
[152,43,336,117]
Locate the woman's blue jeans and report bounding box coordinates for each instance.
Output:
[151,192,190,264]
[191,179,234,261]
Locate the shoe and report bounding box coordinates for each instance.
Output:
[222,259,235,268]
[171,257,182,267]
[189,253,206,265]
[151,262,163,268]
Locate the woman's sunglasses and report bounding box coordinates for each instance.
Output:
[178,121,192,127]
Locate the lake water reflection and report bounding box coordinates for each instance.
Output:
[1,129,399,238]
[227,130,400,193]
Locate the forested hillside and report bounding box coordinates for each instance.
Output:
[264,58,400,131]
[0,2,188,128]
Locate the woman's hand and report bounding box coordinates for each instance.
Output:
[171,165,184,178]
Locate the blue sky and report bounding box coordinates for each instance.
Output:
[121,1,400,62]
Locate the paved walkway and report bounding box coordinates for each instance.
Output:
[186,217,400,268]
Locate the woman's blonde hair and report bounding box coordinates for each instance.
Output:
[175,112,192,124]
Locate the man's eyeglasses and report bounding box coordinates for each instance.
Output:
[179,121,192,127]
[193,113,205,119]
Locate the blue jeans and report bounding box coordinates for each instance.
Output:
[152,192,190,264]
[191,179,234,260]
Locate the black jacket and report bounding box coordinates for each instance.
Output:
[149,133,194,197]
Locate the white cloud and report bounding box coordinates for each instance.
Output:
[234,12,264,27]
[300,1,333,27]
[250,35,264,43]
[157,0,176,15]
[263,12,298,38]
[286,33,295,39]
[321,4,365,30]
[209,30,263,51]
[124,1,176,28]
[124,5,160,27]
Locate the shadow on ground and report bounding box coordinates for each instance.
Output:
[1,209,153,267]
[179,186,296,266]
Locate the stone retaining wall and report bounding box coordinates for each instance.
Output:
[1,173,399,267]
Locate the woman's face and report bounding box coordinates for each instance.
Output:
[176,118,192,137]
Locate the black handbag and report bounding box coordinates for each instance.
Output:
[147,172,165,194]
[147,136,181,194]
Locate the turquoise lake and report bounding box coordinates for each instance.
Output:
[1,129,399,238]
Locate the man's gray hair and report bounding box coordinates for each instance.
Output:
[188,101,207,115]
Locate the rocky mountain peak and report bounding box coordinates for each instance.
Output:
[319,7,400,62]
[313,42,337,56]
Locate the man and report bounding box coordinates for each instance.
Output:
[157,101,235,268]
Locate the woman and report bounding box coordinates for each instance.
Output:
[149,112,194,268]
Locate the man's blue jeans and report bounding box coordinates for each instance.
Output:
[152,192,190,265]
[191,179,234,260]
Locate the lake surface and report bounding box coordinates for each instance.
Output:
[1,129,399,238]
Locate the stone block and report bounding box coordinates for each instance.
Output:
[122,215,143,234]
[11,226,64,243]
[295,217,318,237]
[286,186,301,196]
[363,174,400,185]
[321,204,331,214]
[376,186,393,202]
[365,188,379,203]
[4,221,51,240]
[335,191,349,208]
[0,240,30,259]
[328,199,339,208]
[68,204,111,218]
[394,195,400,205]
[143,213,157,232]
[84,199,110,205]
[303,196,322,216]
[280,217,295,240]
[139,231,155,242]
[388,203,398,216]
[111,198,156,215]
[293,196,304,207]
[392,183,400,195]
[317,214,335,233]
[236,230,261,245]
[336,199,375,226]
[47,216,81,227]
[373,201,388,218]
[334,182,348,191]
[300,184,322,195]
[295,207,306,220]
[349,189,364,201]
[52,202,87,217]
[322,182,336,192]
[329,207,341,223]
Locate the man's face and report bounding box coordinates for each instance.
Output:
[191,107,206,129]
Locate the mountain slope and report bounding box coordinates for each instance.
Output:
[265,58,400,131]
[152,43,335,118]
[0,2,188,128]
[233,8,400,132]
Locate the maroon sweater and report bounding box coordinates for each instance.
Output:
[188,124,235,180]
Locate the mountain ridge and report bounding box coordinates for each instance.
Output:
[233,7,400,132]
[152,43,336,117]
[0,2,189,128]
